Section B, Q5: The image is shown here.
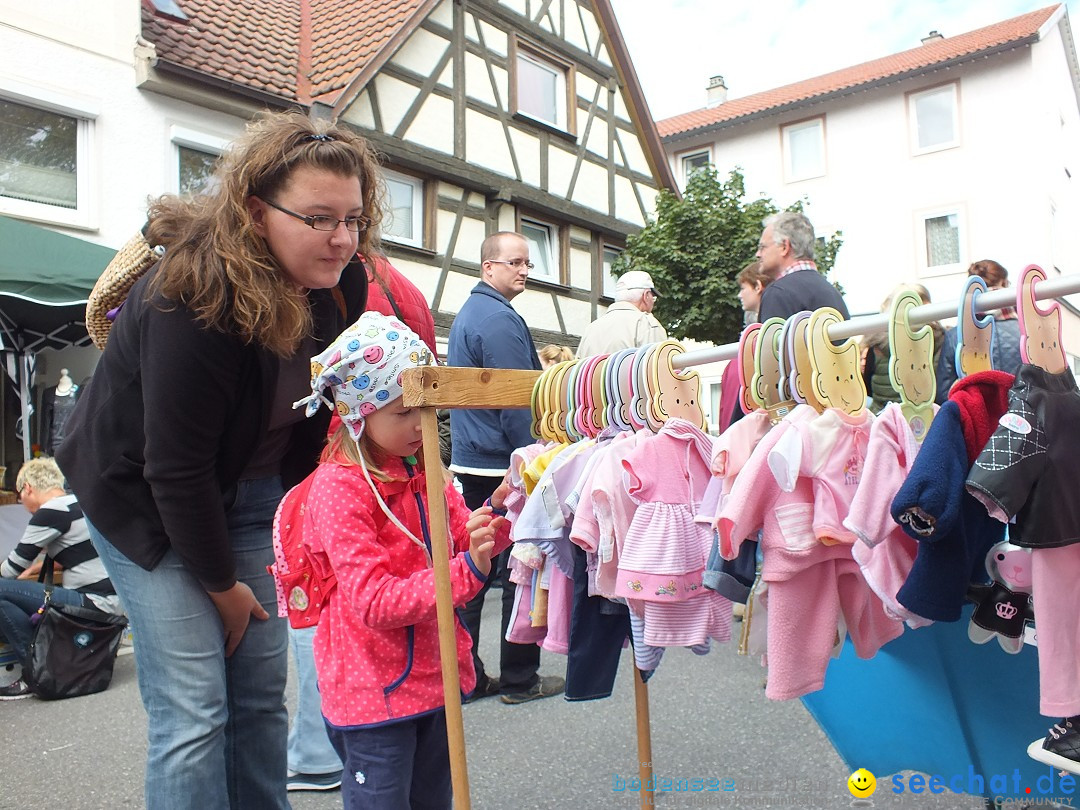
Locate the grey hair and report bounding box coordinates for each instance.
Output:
[16,457,65,493]
[764,211,815,261]
[616,286,647,304]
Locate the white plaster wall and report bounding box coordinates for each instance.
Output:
[465,52,498,107]
[392,27,449,78]
[342,90,376,129]
[428,0,453,29]
[1,8,246,245]
[561,295,594,336]
[508,129,542,187]
[569,245,592,290]
[665,44,1080,321]
[513,287,561,332]
[464,109,516,176]
[573,159,610,215]
[403,93,455,154]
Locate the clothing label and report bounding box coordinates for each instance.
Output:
[1023,624,1038,647]
[999,413,1032,434]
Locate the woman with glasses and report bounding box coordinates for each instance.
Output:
[56,111,376,808]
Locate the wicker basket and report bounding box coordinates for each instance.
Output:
[86,230,158,349]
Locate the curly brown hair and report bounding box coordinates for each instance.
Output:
[145,111,384,357]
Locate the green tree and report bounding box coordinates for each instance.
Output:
[614,167,843,346]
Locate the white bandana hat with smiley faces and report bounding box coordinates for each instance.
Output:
[294,311,434,439]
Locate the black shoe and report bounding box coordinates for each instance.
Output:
[286,770,342,792]
[465,674,500,704]
[500,675,565,705]
[0,679,32,700]
[1028,718,1080,774]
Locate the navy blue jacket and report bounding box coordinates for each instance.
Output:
[447,282,541,471]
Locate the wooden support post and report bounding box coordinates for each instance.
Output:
[402,365,655,810]
[633,665,655,808]
[418,405,471,809]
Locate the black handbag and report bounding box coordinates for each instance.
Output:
[25,559,128,700]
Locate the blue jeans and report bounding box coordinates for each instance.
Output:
[88,477,289,810]
[0,578,87,668]
[287,625,341,775]
[326,710,451,810]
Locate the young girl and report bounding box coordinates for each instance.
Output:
[294,311,510,809]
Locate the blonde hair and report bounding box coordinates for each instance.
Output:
[146,111,385,357]
[320,423,452,486]
[17,457,65,493]
[539,344,574,366]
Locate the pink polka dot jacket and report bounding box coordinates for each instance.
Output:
[305,456,509,726]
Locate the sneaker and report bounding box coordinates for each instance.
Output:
[0,679,32,700]
[1028,718,1080,774]
[465,674,501,704]
[500,674,565,705]
[286,770,343,792]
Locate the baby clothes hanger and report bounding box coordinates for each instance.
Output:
[752,317,796,422]
[644,340,707,431]
[954,275,995,378]
[887,289,936,441]
[807,307,866,416]
[1017,264,1067,374]
[737,322,763,415]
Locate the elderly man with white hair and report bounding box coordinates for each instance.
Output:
[577,270,668,357]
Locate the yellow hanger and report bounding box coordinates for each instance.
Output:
[644,340,707,431]
[737,323,762,414]
[807,307,866,416]
[887,289,935,441]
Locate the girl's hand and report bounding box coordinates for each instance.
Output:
[465,506,506,577]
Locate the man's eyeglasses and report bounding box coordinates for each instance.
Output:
[487,259,535,270]
[257,196,370,233]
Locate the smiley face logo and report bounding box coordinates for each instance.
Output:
[847,768,876,798]
[364,345,384,364]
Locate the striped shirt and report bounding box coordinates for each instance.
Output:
[1,494,122,615]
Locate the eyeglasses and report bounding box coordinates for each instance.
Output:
[257,196,370,233]
[487,259,535,270]
[15,483,27,503]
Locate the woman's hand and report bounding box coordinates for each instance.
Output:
[464,506,506,577]
[207,582,269,657]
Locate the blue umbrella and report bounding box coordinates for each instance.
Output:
[802,606,1061,801]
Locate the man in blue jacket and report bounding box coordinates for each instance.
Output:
[449,231,565,705]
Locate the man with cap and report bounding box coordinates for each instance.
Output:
[576,270,668,357]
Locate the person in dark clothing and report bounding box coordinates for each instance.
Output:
[935,260,1023,403]
[448,231,565,705]
[755,211,848,323]
[56,111,376,809]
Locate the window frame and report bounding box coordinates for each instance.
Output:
[600,242,623,299]
[516,213,564,285]
[781,116,826,182]
[0,82,99,229]
[169,125,229,196]
[510,37,576,136]
[907,81,960,156]
[381,168,427,249]
[917,206,966,278]
[677,148,712,187]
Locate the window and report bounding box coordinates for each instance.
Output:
[178,146,218,195]
[923,212,962,274]
[382,169,424,248]
[514,43,572,132]
[909,83,959,153]
[601,245,622,298]
[782,118,825,181]
[520,217,559,282]
[0,94,95,226]
[680,150,711,184]
[170,126,228,196]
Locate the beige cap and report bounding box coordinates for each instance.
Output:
[616,270,659,297]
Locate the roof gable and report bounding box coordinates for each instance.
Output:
[658,5,1061,139]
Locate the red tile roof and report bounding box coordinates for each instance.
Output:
[141,0,428,105]
[658,5,1061,139]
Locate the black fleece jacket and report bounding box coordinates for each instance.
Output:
[57,260,366,591]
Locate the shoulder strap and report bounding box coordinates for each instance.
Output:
[370,263,406,322]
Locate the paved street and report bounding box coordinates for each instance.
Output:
[1,596,998,810]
